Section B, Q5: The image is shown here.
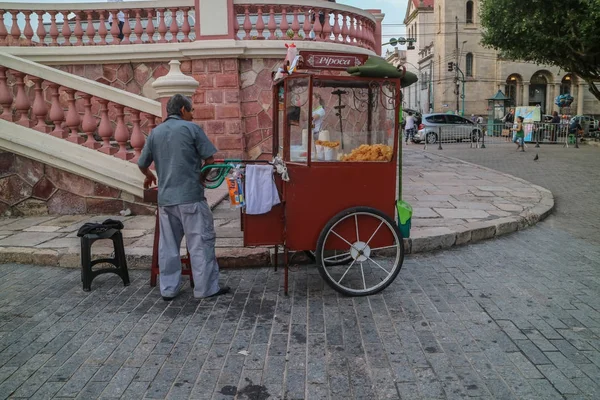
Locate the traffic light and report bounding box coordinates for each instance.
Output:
[447,62,454,72]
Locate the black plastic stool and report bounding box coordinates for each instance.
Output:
[80,228,130,291]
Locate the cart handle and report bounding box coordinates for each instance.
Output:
[201,159,274,189]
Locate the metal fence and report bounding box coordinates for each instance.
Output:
[414,122,590,149]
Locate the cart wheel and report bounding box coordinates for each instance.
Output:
[304,250,353,266]
[316,207,404,296]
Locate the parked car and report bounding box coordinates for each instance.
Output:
[570,115,598,131]
[413,113,483,144]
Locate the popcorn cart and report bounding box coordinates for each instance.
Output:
[148,53,414,297]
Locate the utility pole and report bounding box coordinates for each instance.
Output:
[455,16,460,114]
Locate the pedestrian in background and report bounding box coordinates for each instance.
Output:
[404,112,416,144]
[513,115,525,151]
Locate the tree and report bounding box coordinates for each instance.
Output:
[480,0,600,101]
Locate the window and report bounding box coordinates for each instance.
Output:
[421,72,428,90]
[447,115,470,124]
[561,75,572,95]
[426,114,446,124]
[465,53,473,77]
[466,1,474,24]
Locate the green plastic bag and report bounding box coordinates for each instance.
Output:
[396,200,413,238]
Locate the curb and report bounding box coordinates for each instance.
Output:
[404,151,555,254]
[0,156,554,267]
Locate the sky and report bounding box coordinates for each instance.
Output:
[339,0,409,54]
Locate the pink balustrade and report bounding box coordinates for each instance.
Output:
[233,4,377,52]
[0,2,377,52]
[0,7,195,46]
[0,67,160,163]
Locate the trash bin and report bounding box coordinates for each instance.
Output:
[396,200,413,239]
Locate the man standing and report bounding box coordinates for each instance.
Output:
[138,94,230,301]
[404,112,416,144]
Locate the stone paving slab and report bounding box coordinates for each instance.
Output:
[0,224,598,399]
[0,151,554,268]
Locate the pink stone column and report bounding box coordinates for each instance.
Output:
[0,67,13,121]
[0,11,8,46]
[81,94,100,149]
[113,103,132,159]
[97,99,117,154]
[23,11,34,45]
[48,84,66,138]
[65,89,83,143]
[365,9,383,55]
[129,109,145,163]
[12,72,31,127]
[31,77,49,132]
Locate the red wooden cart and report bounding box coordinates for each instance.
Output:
[147,68,406,297]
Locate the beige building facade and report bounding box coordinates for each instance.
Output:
[404,0,600,118]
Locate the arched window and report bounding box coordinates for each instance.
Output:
[466,1,474,24]
[465,53,473,77]
[561,75,573,95]
[505,75,520,106]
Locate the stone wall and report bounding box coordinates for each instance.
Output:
[0,150,154,217]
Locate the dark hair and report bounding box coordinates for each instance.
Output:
[517,116,524,122]
[166,94,193,117]
[553,111,558,117]
[408,112,413,116]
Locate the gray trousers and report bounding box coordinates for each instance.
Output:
[158,201,220,298]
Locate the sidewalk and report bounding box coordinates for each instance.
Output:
[0,150,554,268]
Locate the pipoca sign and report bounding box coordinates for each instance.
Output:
[300,52,368,70]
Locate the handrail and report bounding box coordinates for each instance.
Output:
[0,52,161,116]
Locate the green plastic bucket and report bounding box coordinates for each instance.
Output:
[396,200,413,238]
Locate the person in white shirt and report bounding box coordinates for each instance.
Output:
[312,93,326,140]
[404,112,416,144]
[107,10,125,40]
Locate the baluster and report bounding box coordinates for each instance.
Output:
[0,10,7,46]
[291,8,300,40]
[121,10,132,44]
[12,72,30,127]
[146,10,155,43]
[367,22,375,49]
[113,104,132,159]
[168,8,179,43]
[243,6,252,40]
[279,8,289,40]
[48,84,66,138]
[302,9,311,40]
[36,12,46,46]
[322,10,332,41]
[181,8,191,42]
[73,12,84,45]
[48,11,59,46]
[349,15,357,45]
[129,109,144,163]
[357,18,365,47]
[341,13,349,43]
[133,9,143,44]
[157,9,167,43]
[267,6,276,39]
[313,9,323,41]
[332,11,342,42]
[110,10,120,44]
[146,113,157,133]
[31,78,49,133]
[85,11,95,45]
[98,99,116,154]
[10,11,21,44]
[98,11,108,45]
[81,94,99,149]
[0,67,13,121]
[23,11,34,45]
[64,89,82,143]
[61,11,72,46]
[255,7,265,39]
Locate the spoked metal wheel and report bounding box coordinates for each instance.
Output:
[304,250,353,266]
[316,207,404,296]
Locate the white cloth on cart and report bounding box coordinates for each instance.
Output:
[245,165,280,215]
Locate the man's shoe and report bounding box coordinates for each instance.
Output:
[162,282,184,301]
[199,286,231,299]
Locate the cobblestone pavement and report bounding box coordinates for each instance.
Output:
[422,142,600,245]
[1,220,599,399]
